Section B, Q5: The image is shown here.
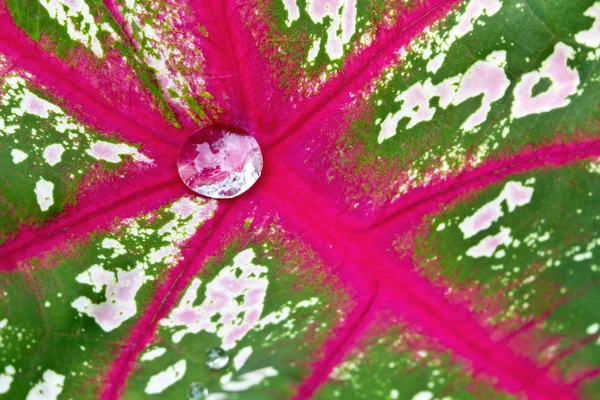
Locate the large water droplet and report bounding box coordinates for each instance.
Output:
[206,346,229,369]
[177,124,263,199]
[188,382,208,400]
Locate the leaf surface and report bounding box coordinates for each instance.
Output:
[0,0,599,399]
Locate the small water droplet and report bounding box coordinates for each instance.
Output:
[206,346,229,369]
[177,124,263,199]
[188,382,208,400]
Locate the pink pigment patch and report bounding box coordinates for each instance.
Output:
[174,309,201,325]
[454,55,509,130]
[342,0,357,40]
[170,200,195,218]
[452,0,501,38]
[512,43,580,119]
[19,91,56,118]
[466,228,512,258]
[44,145,63,165]
[506,183,530,202]
[93,269,115,288]
[63,0,84,12]
[91,306,119,326]
[225,326,249,346]
[27,98,45,114]
[575,3,600,48]
[398,83,435,128]
[88,142,119,160]
[158,249,270,351]
[473,205,501,228]
[459,201,503,238]
[246,288,264,306]
[459,181,534,239]
[503,182,534,211]
[114,285,136,302]
[203,291,228,312]
[308,0,343,19]
[246,309,261,324]
[431,79,457,108]
[220,276,245,293]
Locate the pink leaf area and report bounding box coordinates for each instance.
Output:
[0,0,599,399]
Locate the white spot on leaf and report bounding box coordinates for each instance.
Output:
[101,238,127,258]
[221,367,278,392]
[459,181,533,238]
[38,0,107,57]
[453,51,510,131]
[587,323,599,335]
[512,43,580,119]
[34,178,54,212]
[281,0,300,26]
[144,360,186,394]
[451,0,502,39]
[377,76,460,142]
[71,264,149,332]
[43,144,65,166]
[575,3,600,48]
[426,53,446,73]
[13,90,60,119]
[0,365,15,394]
[11,149,28,164]
[160,249,268,349]
[233,346,253,370]
[411,391,434,400]
[307,37,322,63]
[378,49,508,141]
[141,347,167,362]
[25,370,64,400]
[86,141,152,164]
[304,0,357,60]
[466,227,512,258]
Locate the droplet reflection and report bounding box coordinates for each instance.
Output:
[206,347,229,370]
[188,382,208,400]
[177,124,263,199]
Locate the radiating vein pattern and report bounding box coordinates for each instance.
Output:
[0,0,599,399]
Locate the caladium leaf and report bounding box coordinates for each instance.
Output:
[0,0,599,399]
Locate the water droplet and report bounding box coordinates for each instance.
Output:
[177,124,263,199]
[206,346,229,369]
[188,382,208,400]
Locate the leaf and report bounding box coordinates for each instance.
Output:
[0,0,599,399]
